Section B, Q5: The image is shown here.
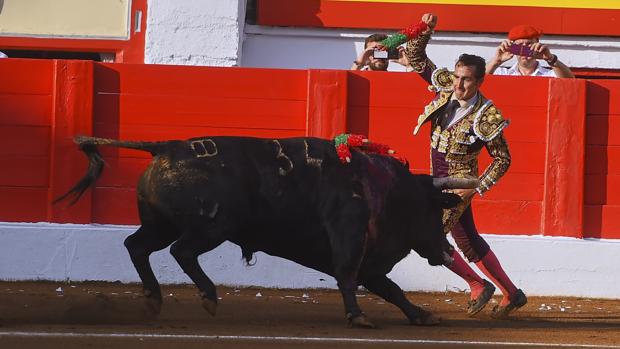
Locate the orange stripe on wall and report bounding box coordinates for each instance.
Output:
[258,0,620,36]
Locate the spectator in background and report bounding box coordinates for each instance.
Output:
[486,25,574,78]
[351,34,409,71]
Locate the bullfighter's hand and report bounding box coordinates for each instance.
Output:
[393,46,410,67]
[452,188,476,201]
[421,13,437,30]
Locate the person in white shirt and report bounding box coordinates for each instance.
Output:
[486,25,574,78]
[351,33,410,71]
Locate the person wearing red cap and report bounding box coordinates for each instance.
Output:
[405,13,527,319]
[486,25,574,78]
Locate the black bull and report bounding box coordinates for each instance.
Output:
[57,135,478,328]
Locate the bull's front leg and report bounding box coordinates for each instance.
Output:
[362,275,440,325]
[336,277,375,328]
[327,198,375,328]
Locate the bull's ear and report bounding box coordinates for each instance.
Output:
[437,192,462,209]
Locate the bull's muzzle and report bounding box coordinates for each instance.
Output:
[427,250,453,267]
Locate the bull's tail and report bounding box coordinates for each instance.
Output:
[54,136,165,205]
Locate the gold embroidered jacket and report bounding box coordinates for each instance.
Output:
[406,31,511,196]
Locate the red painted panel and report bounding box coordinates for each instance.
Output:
[94,94,306,129]
[0,95,52,127]
[92,188,139,225]
[96,158,150,188]
[94,64,308,100]
[0,59,54,94]
[481,77,550,108]
[478,174,544,202]
[584,205,620,239]
[586,114,620,146]
[1,60,619,239]
[475,200,542,235]
[585,145,620,175]
[258,0,620,37]
[478,142,546,175]
[584,174,620,205]
[48,60,94,223]
[306,70,348,139]
[562,9,620,36]
[0,187,48,222]
[0,126,50,157]
[498,107,547,144]
[0,156,49,187]
[542,79,586,238]
[587,80,620,115]
[348,71,432,108]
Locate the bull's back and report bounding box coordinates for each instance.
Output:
[135,136,341,227]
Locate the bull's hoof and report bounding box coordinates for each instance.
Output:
[143,289,162,315]
[410,311,440,326]
[202,298,218,316]
[347,313,376,329]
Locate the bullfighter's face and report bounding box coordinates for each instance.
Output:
[452,64,482,101]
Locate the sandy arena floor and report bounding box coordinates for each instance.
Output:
[0,281,619,348]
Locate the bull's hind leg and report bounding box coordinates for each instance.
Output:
[362,275,440,326]
[124,225,178,315]
[170,231,225,316]
[327,198,374,328]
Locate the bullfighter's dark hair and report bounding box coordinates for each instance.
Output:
[364,33,388,48]
[455,54,486,80]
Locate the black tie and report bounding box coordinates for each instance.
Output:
[440,99,461,129]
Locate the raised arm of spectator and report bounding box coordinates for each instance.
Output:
[531,42,575,78]
[486,40,514,75]
[404,13,437,83]
[351,46,374,70]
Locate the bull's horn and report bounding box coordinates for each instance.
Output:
[433,177,479,189]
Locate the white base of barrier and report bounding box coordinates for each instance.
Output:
[1,222,619,298]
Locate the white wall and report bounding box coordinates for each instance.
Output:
[241,25,620,72]
[145,0,246,66]
[143,1,620,71]
[2,222,620,299]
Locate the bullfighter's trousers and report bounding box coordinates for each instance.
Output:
[431,149,490,262]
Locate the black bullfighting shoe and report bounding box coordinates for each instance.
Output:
[490,289,527,319]
[466,280,495,316]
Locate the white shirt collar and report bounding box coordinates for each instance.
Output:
[451,92,478,108]
[446,93,479,127]
[506,61,555,77]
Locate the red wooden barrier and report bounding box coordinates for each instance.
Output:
[542,79,586,238]
[584,80,620,238]
[0,59,619,239]
[0,59,54,222]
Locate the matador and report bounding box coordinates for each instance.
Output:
[404,13,527,319]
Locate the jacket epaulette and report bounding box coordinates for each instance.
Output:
[473,100,509,141]
[429,68,454,92]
